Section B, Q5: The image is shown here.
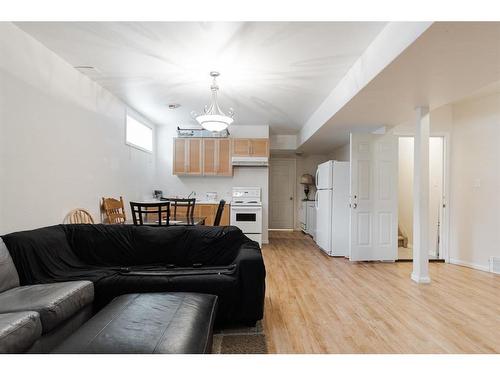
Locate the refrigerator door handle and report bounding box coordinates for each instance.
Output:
[314,191,319,209]
[315,168,319,190]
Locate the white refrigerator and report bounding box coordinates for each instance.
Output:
[314,160,350,256]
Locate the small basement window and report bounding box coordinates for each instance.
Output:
[126,114,153,153]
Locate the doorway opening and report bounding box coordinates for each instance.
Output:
[269,158,296,230]
[397,136,446,261]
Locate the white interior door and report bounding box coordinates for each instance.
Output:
[350,132,398,261]
[269,159,295,229]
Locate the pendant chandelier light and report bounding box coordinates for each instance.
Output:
[191,71,234,132]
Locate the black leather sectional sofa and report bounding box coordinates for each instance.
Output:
[0,237,94,353]
[0,224,266,353]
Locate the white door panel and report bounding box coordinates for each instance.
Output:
[350,132,398,261]
[357,212,372,246]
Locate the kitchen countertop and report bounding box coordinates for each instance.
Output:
[195,200,228,204]
[135,199,229,205]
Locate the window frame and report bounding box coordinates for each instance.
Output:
[125,111,154,154]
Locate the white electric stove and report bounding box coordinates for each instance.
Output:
[230,187,262,246]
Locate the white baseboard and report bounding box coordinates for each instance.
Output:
[449,258,490,273]
[411,273,431,283]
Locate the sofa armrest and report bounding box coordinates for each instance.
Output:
[232,242,266,323]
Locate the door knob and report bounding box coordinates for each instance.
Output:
[352,194,358,209]
[289,197,293,200]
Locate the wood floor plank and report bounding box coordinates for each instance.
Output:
[261,231,500,353]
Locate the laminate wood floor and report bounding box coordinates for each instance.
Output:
[261,231,500,353]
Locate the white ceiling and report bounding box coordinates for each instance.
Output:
[299,22,500,153]
[16,22,386,134]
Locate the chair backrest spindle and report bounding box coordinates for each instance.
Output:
[64,209,95,224]
[129,201,170,226]
[161,198,196,220]
[102,196,127,224]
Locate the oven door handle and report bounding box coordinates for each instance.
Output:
[231,207,262,212]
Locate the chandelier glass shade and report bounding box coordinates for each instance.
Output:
[191,71,234,132]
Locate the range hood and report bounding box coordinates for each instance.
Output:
[232,156,269,167]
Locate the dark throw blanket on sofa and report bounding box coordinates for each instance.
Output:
[2,224,266,324]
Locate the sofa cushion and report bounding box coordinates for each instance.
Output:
[0,311,42,353]
[0,280,94,333]
[53,292,218,354]
[0,238,20,293]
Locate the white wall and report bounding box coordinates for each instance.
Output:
[329,143,350,162]
[448,93,500,271]
[270,134,297,151]
[0,23,156,234]
[156,124,270,243]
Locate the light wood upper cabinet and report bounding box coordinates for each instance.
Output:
[202,138,232,176]
[174,137,267,176]
[173,138,202,175]
[202,139,217,175]
[232,139,251,156]
[231,138,269,157]
[187,138,202,174]
[173,138,188,175]
[216,138,232,176]
[250,139,269,157]
[174,138,233,176]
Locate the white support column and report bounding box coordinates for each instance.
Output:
[411,107,431,283]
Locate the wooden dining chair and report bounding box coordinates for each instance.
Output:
[213,199,226,226]
[64,209,95,224]
[130,201,170,226]
[162,198,196,220]
[102,196,127,224]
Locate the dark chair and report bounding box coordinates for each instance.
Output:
[130,201,170,226]
[213,199,226,226]
[162,198,196,220]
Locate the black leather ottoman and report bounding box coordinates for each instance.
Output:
[53,292,218,354]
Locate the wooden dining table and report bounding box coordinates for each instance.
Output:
[126,200,206,226]
[162,216,206,226]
